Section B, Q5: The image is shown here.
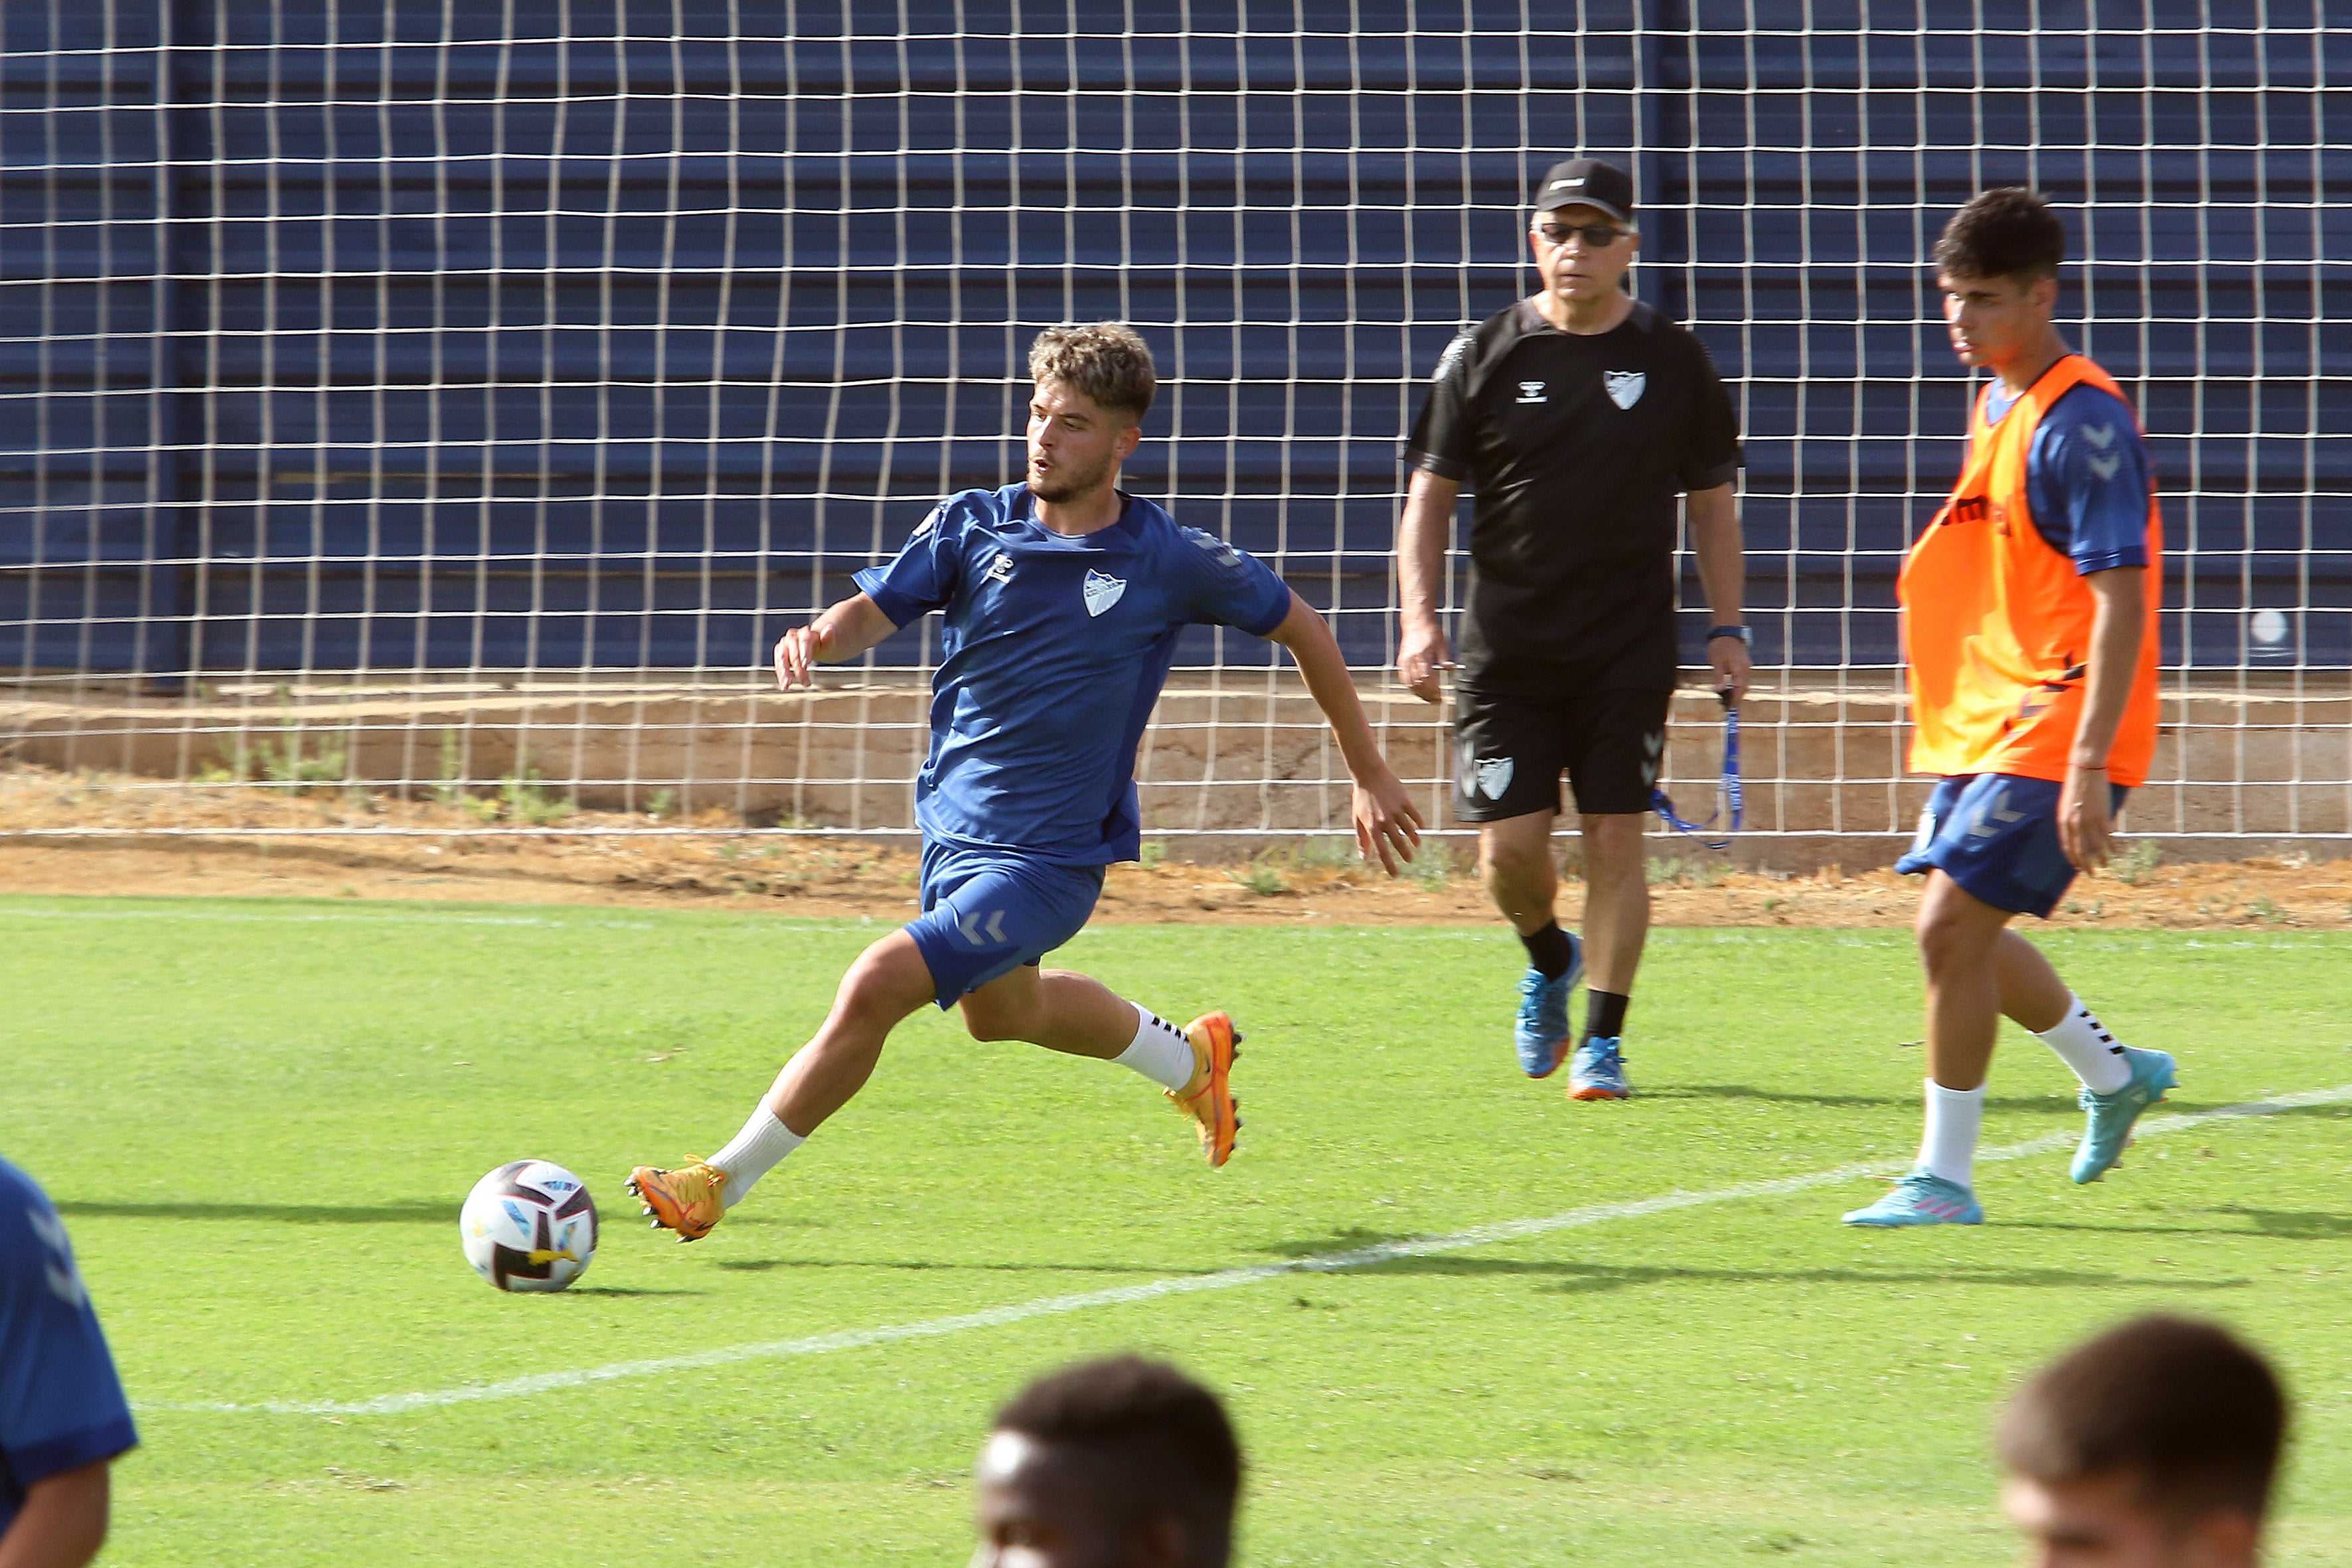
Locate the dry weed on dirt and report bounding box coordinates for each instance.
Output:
[2,767,2348,930]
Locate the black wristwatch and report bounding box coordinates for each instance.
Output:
[1707,625,1753,648]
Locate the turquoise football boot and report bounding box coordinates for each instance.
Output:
[1841,1168,1984,1227]
[2070,1046,2177,1184]
[1512,936,1583,1078]
[1567,1036,1632,1100]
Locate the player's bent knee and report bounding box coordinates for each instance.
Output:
[837,935,938,1024]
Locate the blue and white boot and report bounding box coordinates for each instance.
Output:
[2071,1046,2178,1184]
[1512,937,1583,1079]
[1842,1168,1984,1227]
[1567,1036,1632,1100]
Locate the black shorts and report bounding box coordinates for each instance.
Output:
[1452,684,1674,822]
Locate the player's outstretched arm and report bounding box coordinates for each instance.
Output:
[1394,469,1461,703]
[1263,590,1424,875]
[772,592,902,691]
[2058,564,2148,873]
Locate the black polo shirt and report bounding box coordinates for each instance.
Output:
[1404,298,1741,692]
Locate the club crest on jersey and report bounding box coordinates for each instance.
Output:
[1516,380,1547,404]
[1604,370,1646,410]
[1082,569,1127,617]
[983,553,1015,586]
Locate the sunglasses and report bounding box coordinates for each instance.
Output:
[1535,221,1630,248]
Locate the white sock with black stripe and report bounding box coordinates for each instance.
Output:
[2035,994,2134,1095]
[1114,1004,1198,1091]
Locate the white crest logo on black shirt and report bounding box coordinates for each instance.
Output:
[1605,370,1646,410]
[1082,570,1127,617]
[1516,380,1547,404]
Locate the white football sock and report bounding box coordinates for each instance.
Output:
[1114,1004,1198,1091]
[1917,1077,1986,1190]
[710,1104,805,1208]
[2035,994,2133,1094]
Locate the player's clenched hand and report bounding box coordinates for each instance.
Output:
[1352,764,1425,877]
[2057,763,2113,873]
[772,620,834,691]
[1396,619,1454,704]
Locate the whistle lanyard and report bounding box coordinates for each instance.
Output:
[1650,702,1743,851]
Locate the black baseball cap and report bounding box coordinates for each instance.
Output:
[1533,157,1635,224]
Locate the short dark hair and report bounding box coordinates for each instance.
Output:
[1998,1315,2287,1522]
[1029,322,1157,426]
[994,1355,1243,1563]
[1934,187,2067,283]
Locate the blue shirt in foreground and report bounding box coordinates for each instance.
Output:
[1,1156,137,1538]
[855,484,1293,866]
[1984,375,2152,575]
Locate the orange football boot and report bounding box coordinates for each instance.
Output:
[625,1160,728,1242]
[1167,1012,1243,1167]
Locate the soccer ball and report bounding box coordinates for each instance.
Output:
[459,1160,598,1293]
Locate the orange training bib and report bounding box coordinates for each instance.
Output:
[1897,354,2161,786]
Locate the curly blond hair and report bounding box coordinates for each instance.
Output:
[1028,323,1156,425]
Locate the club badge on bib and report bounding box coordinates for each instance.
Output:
[1082,569,1127,617]
[1604,370,1645,410]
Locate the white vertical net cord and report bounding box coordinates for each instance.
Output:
[0,1,2342,856]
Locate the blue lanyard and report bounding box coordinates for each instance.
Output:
[1650,699,1743,851]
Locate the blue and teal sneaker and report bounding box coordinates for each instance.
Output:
[1567,1036,1632,1100]
[2070,1046,2177,1184]
[1841,1168,1984,1227]
[1512,939,1583,1078]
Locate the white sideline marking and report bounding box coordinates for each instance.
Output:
[139,1083,2352,1419]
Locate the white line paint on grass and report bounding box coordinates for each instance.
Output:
[141,1082,2352,1418]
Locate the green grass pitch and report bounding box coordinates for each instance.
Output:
[7,893,2351,1565]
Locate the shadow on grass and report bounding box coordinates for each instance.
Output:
[711,1257,1218,1277]
[1651,1083,2065,1113]
[1377,1256,2248,1294]
[58,1198,451,1225]
[565,1285,705,1296]
[2009,1207,2352,1242]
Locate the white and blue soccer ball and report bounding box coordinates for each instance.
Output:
[459,1160,598,1293]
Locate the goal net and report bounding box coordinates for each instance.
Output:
[3,3,2345,861]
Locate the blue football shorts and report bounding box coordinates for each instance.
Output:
[904,840,1107,1008]
[1895,772,2131,919]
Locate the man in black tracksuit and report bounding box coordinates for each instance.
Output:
[1396,156,1750,1101]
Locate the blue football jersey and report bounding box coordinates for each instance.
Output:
[0,1157,137,1536]
[854,484,1293,864]
[1985,375,2152,576]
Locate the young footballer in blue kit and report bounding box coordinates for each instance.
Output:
[1,1156,137,1568]
[630,324,1422,1241]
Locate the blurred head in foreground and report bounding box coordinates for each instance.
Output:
[972,1355,1243,1568]
[1998,1314,2286,1568]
